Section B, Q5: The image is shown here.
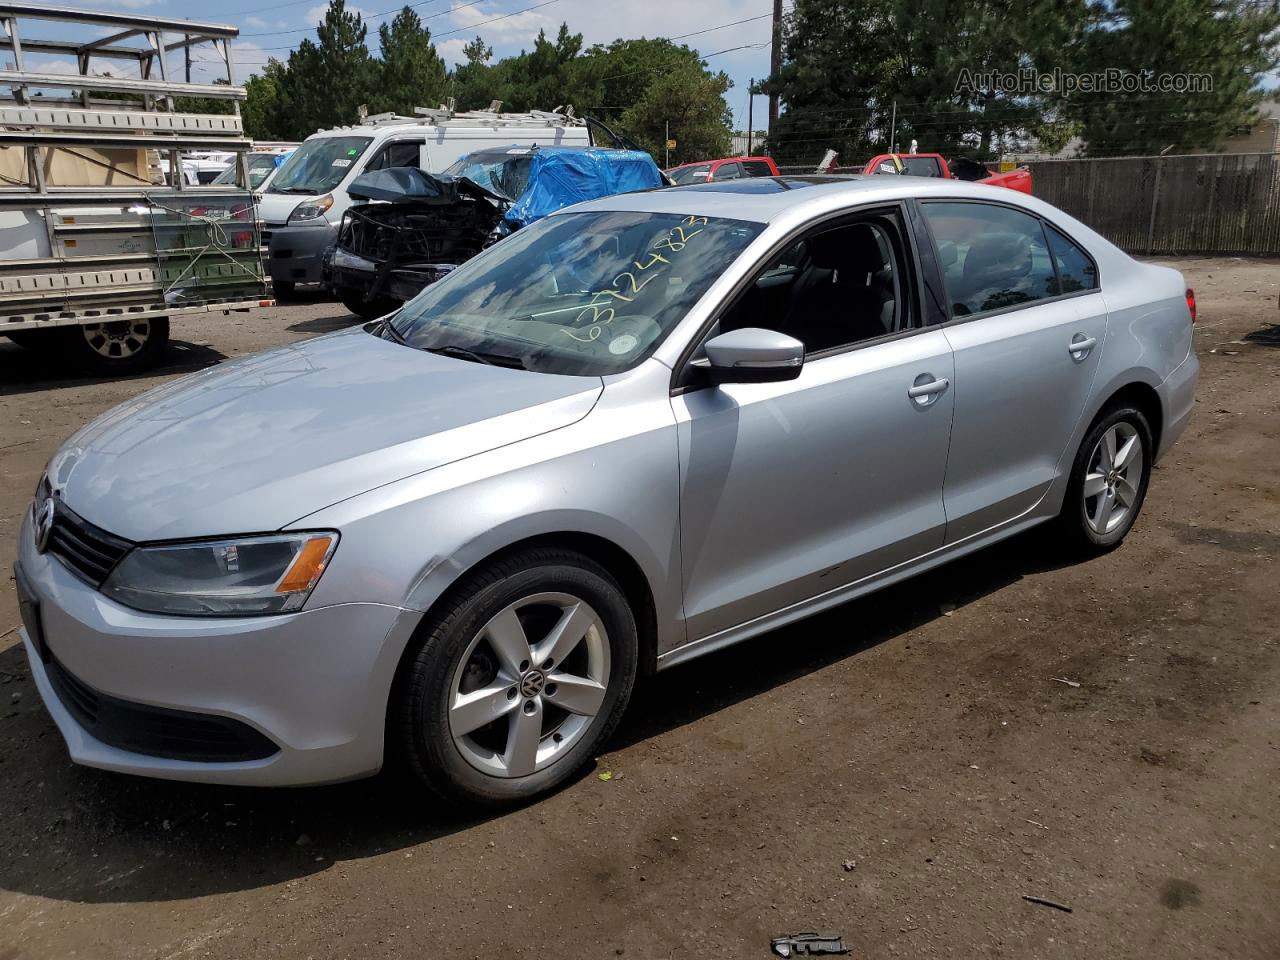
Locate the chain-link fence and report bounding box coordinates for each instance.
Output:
[1026,152,1280,256]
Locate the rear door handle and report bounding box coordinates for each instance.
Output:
[1068,335,1097,357]
[907,377,950,399]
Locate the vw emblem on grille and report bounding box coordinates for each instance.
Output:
[34,498,56,554]
[519,669,546,698]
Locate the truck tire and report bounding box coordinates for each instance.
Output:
[61,317,170,377]
[338,287,401,321]
[273,280,297,302]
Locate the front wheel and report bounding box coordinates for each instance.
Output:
[392,548,638,807]
[1059,404,1153,552]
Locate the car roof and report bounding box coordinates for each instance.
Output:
[564,174,1051,223]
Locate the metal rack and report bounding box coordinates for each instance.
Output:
[0,3,270,330]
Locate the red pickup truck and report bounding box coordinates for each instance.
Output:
[861,152,1032,194]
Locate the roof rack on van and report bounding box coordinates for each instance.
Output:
[355,103,584,129]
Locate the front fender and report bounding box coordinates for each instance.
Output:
[296,374,685,654]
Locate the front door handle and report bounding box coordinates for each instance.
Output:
[1068,335,1097,359]
[908,376,950,404]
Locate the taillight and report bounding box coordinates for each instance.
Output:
[1185,287,1196,323]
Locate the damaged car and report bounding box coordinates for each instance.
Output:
[325,144,665,319]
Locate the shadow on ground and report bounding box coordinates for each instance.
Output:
[0,339,227,397]
[1243,322,1280,347]
[285,312,362,336]
[0,527,1077,906]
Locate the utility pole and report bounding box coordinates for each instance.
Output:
[184,34,191,84]
[889,100,897,152]
[747,78,754,155]
[665,119,669,167]
[768,0,782,126]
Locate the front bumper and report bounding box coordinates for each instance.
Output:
[15,509,419,786]
[263,220,337,286]
[327,245,457,303]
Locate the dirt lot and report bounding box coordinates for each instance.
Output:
[0,259,1277,960]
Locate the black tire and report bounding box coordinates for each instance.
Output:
[1059,403,1154,553]
[5,329,59,352]
[393,547,638,808]
[338,286,400,321]
[272,279,297,302]
[60,317,170,377]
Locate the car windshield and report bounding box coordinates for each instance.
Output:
[442,150,534,200]
[212,153,281,189]
[268,136,371,195]
[388,210,763,376]
[668,164,711,185]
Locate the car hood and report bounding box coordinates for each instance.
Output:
[47,327,603,542]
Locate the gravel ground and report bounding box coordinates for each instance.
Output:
[0,258,1277,960]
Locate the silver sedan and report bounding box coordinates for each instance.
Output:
[14,176,1198,805]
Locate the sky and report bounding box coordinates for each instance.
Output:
[12,0,1275,134]
[32,0,785,131]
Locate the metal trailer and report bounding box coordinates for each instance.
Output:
[0,3,272,376]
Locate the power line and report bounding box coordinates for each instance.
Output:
[241,0,483,38]
[231,6,784,65]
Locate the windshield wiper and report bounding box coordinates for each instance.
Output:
[378,317,407,344]
[270,186,318,195]
[427,344,526,369]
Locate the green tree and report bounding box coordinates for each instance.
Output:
[587,37,709,121]
[174,78,234,116]
[1070,0,1280,156]
[619,60,733,165]
[373,6,449,116]
[764,0,1083,164]
[314,0,377,125]
[477,24,602,113]
[451,35,506,110]
[242,60,288,140]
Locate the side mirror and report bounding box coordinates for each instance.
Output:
[697,327,805,384]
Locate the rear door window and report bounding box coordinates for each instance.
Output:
[712,162,744,181]
[742,159,774,177]
[922,202,1057,316]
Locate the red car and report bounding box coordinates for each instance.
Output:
[666,155,780,184]
[861,152,1032,194]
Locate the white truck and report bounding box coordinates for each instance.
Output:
[0,3,271,376]
[258,106,592,299]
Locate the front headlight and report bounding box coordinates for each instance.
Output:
[103,532,338,617]
[288,194,333,223]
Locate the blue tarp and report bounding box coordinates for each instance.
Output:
[503,147,664,228]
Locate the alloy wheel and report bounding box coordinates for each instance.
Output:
[448,591,611,779]
[1084,421,1143,535]
[81,319,152,359]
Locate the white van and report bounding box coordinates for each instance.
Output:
[257,108,591,297]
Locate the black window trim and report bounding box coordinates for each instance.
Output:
[670,200,933,395]
[915,196,1102,327]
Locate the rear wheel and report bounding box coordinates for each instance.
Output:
[393,548,638,807]
[61,317,170,376]
[338,286,400,321]
[1059,404,1153,552]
